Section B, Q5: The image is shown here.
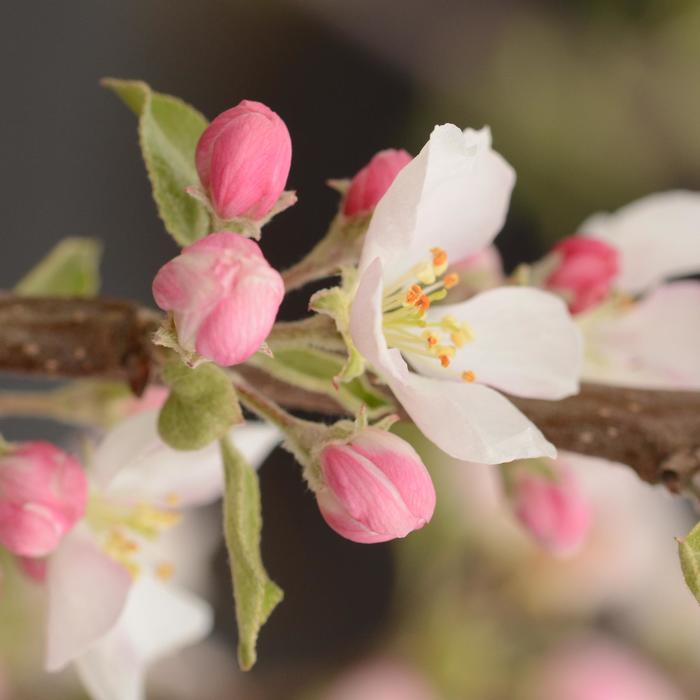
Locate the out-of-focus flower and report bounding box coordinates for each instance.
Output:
[322,657,440,700]
[343,149,412,216]
[43,410,280,700]
[152,231,284,367]
[0,442,87,558]
[195,100,292,221]
[528,638,686,700]
[506,460,591,557]
[348,125,581,463]
[581,191,700,296]
[315,428,435,543]
[544,236,619,314]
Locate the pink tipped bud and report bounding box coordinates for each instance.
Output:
[545,235,619,314]
[315,428,436,544]
[343,149,412,217]
[195,100,292,221]
[0,442,87,558]
[510,461,591,557]
[153,231,284,366]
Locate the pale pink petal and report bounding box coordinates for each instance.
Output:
[93,411,279,509]
[359,125,515,283]
[348,256,411,384]
[75,577,212,700]
[407,287,582,399]
[582,281,700,389]
[45,532,132,671]
[581,190,700,295]
[389,373,555,464]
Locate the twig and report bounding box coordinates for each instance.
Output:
[1,295,700,490]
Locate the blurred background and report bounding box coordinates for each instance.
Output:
[1,1,700,698]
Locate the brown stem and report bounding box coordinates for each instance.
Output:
[2,295,700,491]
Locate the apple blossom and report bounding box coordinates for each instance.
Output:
[152,231,284,366]
[43,410,280,700]
[315,428,436,544]
[506,460,591,557]
[545,236,619,314]
[343,149,413,217]
[348,125,582,464]
[0,442,87,558]
[195,100,292,221]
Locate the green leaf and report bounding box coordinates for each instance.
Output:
[220,436,283,670]
[158,360,242,450]
[678,521,700,603]
[102,78,210,246]
[15,237,102,297]
[248,346,394,418]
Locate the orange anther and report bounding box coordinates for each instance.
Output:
[462,370,476,382]
[415,295,431,313]
[425,334,438,347]
[444,273,459,289]
[405,284,423,305]
[439,354,451,368]
[431,247,448,268]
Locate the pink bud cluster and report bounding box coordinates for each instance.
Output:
[545,235,619,314]
[0,442,87,558]
[153,231,284,367]
[343,149,412,217]
[315,428,436,544]
[195,100,292,221]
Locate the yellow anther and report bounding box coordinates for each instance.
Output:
[443,273,459,289]
[416,261,436,285]
[451,331,469,348]
[165,493,181,507]
[155,562,175,581]
[462,370,476,383]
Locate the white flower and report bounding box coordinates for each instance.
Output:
[578,191,700,389]
[44,410,280,700]
[348,125,582,464]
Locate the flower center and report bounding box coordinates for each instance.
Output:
[381,248,476,378]
[86,494,181,579]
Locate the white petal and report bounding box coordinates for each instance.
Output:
[349,256,411,384]
[389,373,555,464]
[582,282,700,389]
[581,191,700,294]
[46,531,132,671]
[359,125,515,283]
[75,576,212,700]
[93,411,280,508]
[407,288,582,399]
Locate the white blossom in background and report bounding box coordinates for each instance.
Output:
[44,410,280,700]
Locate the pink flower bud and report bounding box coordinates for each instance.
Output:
[510,461,591,557]
[343,149,412,217]
[0,442,87,558]
[152,231,285,366]
[316,428,436,544]
[545,235,619,314]
[195,100,292,221]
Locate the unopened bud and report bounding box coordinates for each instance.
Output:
[152,231,284,366]
[343,149,412,217]
[195,100,292,221]
[315,428,435,543]
[545,236,619,314]
[0,442,87,557]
